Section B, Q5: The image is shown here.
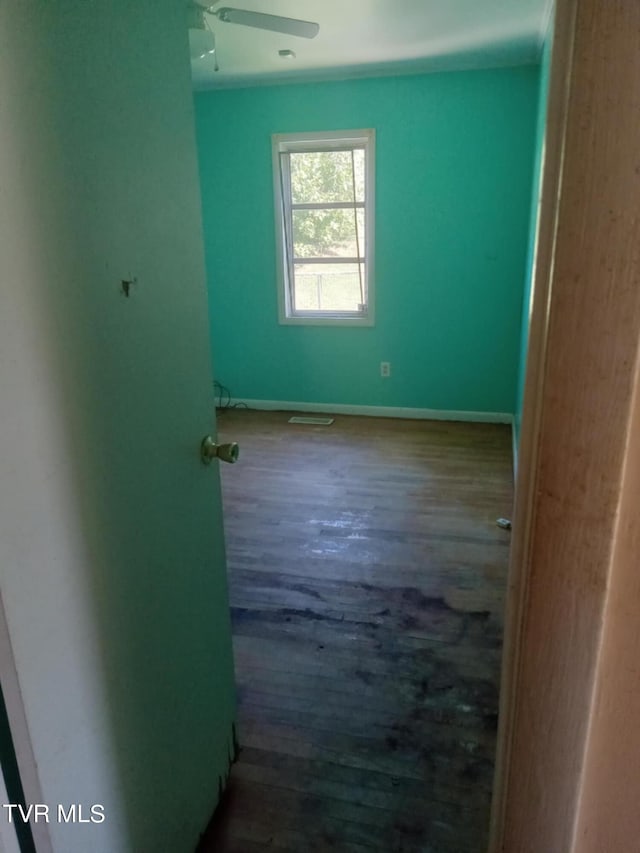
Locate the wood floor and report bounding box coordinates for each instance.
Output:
[200,410,513,853]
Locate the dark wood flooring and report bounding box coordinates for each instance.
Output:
[200,410,513,853]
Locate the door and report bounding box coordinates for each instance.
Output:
[0,2,235,852]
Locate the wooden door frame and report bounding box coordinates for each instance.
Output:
[489,0,577,845]
[490,0,640,848]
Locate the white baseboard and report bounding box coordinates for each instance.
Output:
[228,398,513,424]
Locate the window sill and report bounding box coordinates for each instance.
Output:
[278,313,374,327]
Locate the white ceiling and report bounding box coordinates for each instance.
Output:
[190,0,553,90]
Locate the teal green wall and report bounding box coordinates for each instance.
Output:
[515,34,553,443]
[195,67,539,413]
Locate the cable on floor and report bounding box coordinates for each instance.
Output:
[213,380,248,414]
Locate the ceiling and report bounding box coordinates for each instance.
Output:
[190,0,553,90]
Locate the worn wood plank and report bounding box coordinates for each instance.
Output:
[198,411,512,852]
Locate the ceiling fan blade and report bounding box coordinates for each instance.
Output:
[214,8,319,39]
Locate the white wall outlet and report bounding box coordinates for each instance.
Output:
[380,361,391,378]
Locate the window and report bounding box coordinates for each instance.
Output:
[272,129,375,325]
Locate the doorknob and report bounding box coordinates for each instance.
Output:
[201,435,239,465]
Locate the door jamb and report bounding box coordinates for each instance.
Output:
[0,595,54,853]
[488,0,578,848]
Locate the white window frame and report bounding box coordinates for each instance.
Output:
[272,129,376,326]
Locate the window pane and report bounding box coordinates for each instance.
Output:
[352,149,365,203]
[292,208,366,259]
[292,263,366,313]
[290,149,365,205]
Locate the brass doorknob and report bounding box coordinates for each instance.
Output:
[201,436,239,465]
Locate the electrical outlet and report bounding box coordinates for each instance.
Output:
[380,361,391,378]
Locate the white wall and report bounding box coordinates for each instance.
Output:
[0,2,234,851]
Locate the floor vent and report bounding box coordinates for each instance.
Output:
[288,416,334,425]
